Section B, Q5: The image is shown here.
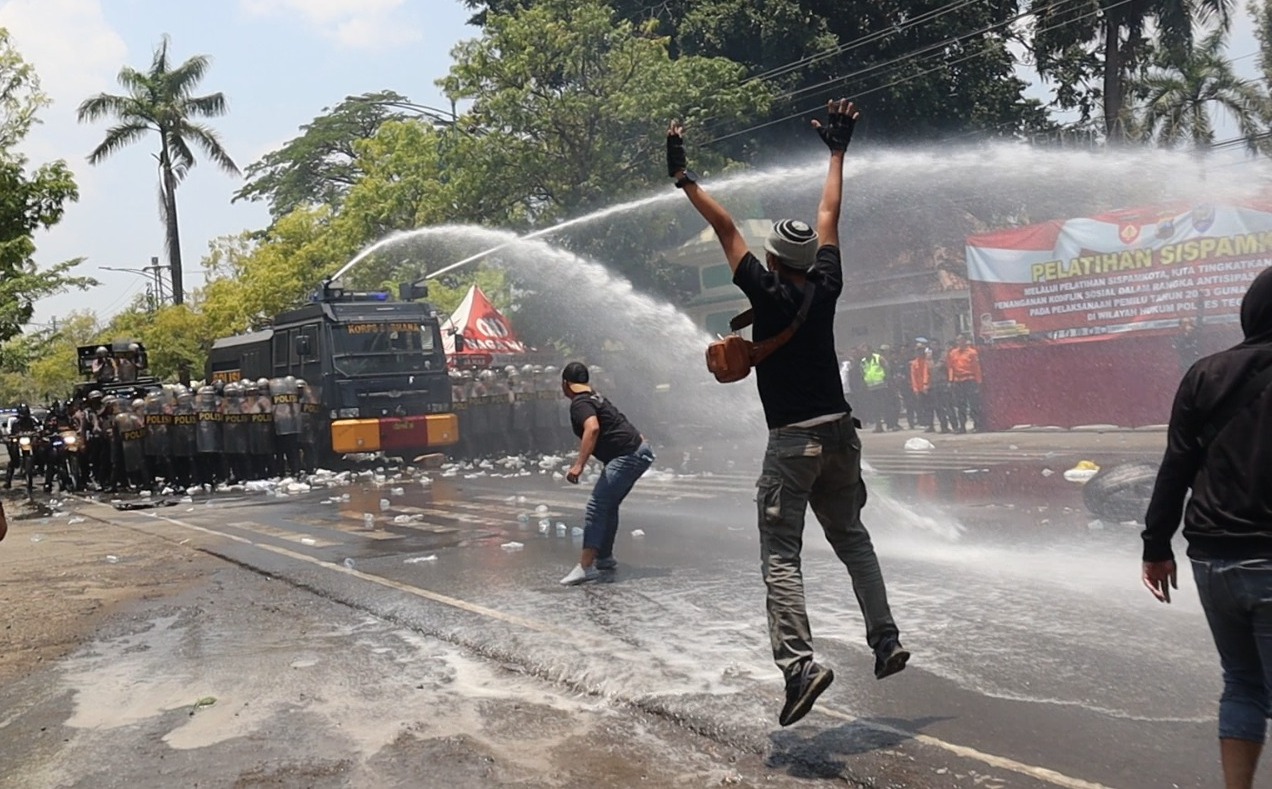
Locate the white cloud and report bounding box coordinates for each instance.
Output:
[241,0,421,49]
[0,0,127,102]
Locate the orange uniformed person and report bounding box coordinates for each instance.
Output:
[946,334,983,433]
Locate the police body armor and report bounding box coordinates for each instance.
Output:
[223,387,249,455]
[116,407,147,474]
[271,377,300,436]
[171,391,197,457]
[195,387,223,454]
[143,389,172,457]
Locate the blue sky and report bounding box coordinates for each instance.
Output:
[0,0,476,326]
[0,0,1261,328]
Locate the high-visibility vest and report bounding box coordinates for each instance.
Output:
[862,354,887,388]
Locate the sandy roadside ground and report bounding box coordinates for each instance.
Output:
[0,493,214,687]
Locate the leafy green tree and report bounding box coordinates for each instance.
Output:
[27,311,101,399]
[1133,26,1269,152]
[100,303,209,381]
[441,0,770,220]
[200,206,345,338]
[234,90,430,221]
[77,36,240,306]
[0,29,93,343]
[1030,0,1234,142]
[464,0,1053,146]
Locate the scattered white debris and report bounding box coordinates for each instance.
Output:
[904,437,935,451]
[378,498,391,510]
[1087,520,1105,531]
[404,555,438,564]
[67,517,86,525]
[534,504,549,515]
[631,529,646,538]
[105,555,120,564]
[300,537,317,546]
[1041,468,1055,477]
[552,472,564,481]
[343,558,356,569]
[500,541,524,551]
[571,526,583,536]
[363,513,375,527]
[1063,461,1101,483]
[29,534,44,543]
[538,519,551,534]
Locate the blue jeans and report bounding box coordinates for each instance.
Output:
[584,442,654,559]
[1193,557,1272,742]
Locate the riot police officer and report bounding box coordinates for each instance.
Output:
[249,377,276,479]
[222,382,250,483]
[114,398,149,491]
[143,387,173,485]
[296,379,322,474]
[170,386,197,488]
[194,384,223,489]
[271,375,301,477]
[92,346,117,384]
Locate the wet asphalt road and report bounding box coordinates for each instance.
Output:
[35,432,1220,788]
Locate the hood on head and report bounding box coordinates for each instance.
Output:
[1241,266,1272,343]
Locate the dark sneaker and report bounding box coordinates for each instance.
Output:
[595,557,618,571]
[779,661,834,726]
[874,639,910,680]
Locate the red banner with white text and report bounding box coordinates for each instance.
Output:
[966,203,1272,345]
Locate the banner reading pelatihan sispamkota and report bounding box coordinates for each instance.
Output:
[965,202,1272,345]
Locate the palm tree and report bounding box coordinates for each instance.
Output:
[1030,0,1234,143]
[77,37,239,306]
[1134,27,1269,153]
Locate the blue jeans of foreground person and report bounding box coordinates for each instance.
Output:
[584,442,655,561]
[1193,558,1272,742]
[757,416,898,676]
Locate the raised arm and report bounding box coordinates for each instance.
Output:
[810,99,859,249]
[668,122,749,272]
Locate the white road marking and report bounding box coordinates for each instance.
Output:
[76,496,1114,789]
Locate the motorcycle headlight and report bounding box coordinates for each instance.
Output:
[18,436,30,447]
[64,435,77,446]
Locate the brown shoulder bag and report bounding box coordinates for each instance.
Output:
[705,284,814,383]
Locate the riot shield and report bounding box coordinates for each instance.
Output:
[115,407,146,475]
[143,389,171,457]
[249,391,275,456]
[511,379,533,433]
[271,376,300,436]
[223,386,249,455]
[171,390,197,457]
[195,387,222,454]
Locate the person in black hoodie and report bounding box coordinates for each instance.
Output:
[1142,266,1272,789]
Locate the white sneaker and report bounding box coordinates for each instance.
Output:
[559,563,599,586]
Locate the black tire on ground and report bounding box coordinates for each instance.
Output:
[1082,462,1160,523]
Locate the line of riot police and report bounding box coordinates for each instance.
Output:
[448,363,615,460]
[4,375,324,495]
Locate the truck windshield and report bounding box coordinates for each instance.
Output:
[331,321,440,376]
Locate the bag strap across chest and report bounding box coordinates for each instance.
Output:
[729,283,815,365]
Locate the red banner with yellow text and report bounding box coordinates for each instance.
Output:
[966,203,1272,345]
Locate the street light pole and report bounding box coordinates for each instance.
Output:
[100,262,172,313]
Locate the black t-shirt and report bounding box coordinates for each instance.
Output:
[733,245,850,429]
[569,390,642,463]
